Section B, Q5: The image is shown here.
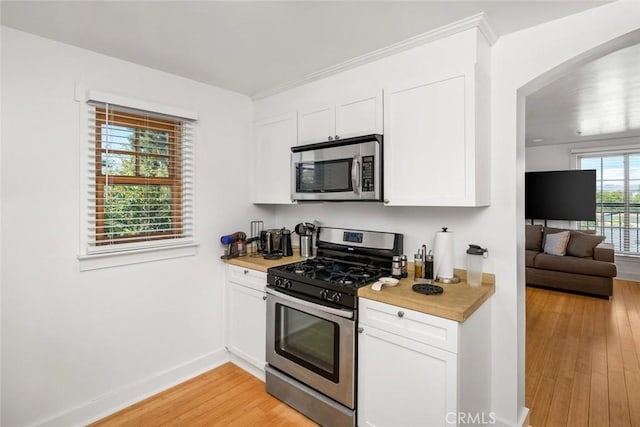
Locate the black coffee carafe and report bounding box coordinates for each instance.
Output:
[280,229,293,257]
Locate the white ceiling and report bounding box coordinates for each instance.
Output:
[5,1,638,146]
[526,42,640,146]
[1,1,608,98]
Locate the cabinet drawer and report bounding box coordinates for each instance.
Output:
[359,298,458,353]
[226,265,267,292]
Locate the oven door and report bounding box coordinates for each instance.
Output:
[266,288,356,409]
[291,136,380,201]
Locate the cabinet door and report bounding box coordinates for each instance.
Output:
[253,112,297,204]
[298,104,335,145]
[358,324,457,427]
[227,282,266,370]
[384,75,468,206]
[335,91,383,139]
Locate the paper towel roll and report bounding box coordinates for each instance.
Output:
[433,228,455,280]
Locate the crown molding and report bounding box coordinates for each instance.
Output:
[251,13,497,100]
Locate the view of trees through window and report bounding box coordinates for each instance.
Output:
[579,153,640,255]
[96,109,181,244]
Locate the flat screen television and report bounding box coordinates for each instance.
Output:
[525,170,596,221]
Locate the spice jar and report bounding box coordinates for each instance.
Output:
[414,253,423,279]
[391,256,402,279]
[401,255,408,278]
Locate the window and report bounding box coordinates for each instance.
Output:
[578,151,640,255]
[86,101,194,254]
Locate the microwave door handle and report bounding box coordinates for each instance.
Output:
[352,156,361,194]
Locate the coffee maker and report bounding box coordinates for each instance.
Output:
[259,228,293,259]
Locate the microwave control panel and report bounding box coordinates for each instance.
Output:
[362,156,375,192]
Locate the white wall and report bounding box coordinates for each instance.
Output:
[1,27,273,426]
[493,2,640,425]
[526,136,640,280]
[264,2,640,426]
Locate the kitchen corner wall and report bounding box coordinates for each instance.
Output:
[0,27,274,426]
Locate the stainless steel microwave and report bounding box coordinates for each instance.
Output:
[291,134,382,201]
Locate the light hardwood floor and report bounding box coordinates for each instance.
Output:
[90,363,317,426]
[93,280,639,426]
[526,279,640,426]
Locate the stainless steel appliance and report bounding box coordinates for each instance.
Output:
[291,134,382,201]
[259,228,293,259]
[266,227,403,427]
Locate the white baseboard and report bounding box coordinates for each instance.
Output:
[228,352,266,382]
[31,349,228,427]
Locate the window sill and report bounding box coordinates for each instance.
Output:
[78,242,199,271]
[615,253,640,263]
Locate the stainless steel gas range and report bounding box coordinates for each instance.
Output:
[265,227,403,427]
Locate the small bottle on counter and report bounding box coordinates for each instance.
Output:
[425,251,434,280]
[391,256,402,279]
[414,253,423,279]
[400,255,408,278]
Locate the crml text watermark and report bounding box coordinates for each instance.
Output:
[446,412,497,425]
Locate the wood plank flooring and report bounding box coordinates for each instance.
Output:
[92,279,640,426]
[526,279,640,427]
[90,363,317,426]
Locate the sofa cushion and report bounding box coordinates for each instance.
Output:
[525,224,543,251]
[534,253,617,278]
[544,231,570,256]
[525,250,539,267]
[566,233,605,258]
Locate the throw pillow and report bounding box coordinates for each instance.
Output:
[566,233,605,258]
[544,231,571,256]
[525,224,543,251]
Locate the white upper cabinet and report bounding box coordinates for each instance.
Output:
[252,112,297,204]
[383,34,491,207]
[252,25,493,206]
[335,92,383,139]
[297,91,383,145]
[298,104,335,145]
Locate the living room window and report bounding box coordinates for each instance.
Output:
[578,151,640,255]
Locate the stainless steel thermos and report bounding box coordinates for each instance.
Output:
[300,235,312,257]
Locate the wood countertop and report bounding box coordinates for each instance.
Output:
[225,256,494,322]
[223,253,305,273]
[358,265,495,322]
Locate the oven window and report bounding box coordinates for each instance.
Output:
[296,159,353,193]
[275,304,340,383]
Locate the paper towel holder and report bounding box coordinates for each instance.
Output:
[434,227,461,284]
[435,276,461,284]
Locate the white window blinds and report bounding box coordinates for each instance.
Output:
[578,151,640,255]
[85,102,194,253]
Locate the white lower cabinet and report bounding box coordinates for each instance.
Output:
[358,298,491,427]
[225,265,267,379]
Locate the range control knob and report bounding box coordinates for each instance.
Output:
[329,292,342,302]
[283,279,292,289]
[274,277,283,287]
[320,289,328,300]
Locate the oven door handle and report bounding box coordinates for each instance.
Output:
[266,288,354,319]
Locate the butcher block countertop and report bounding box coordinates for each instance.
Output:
[223,253,305,273]
[224,256,494,323]
[359,265,495,322]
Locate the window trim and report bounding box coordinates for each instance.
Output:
[75,85,198,270]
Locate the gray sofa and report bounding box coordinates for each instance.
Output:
[525,225,617,298]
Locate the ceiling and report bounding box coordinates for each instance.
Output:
[4,1,638,146]
[526,42,640,146]
[1,1,608,98]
